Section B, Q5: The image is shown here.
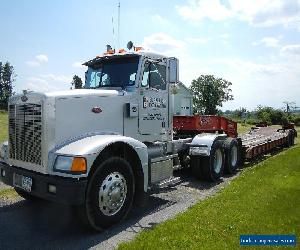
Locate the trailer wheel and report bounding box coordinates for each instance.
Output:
[191,140,225,182]
[81,157,135,231]
[286,130,295,147]
[223,138,240,174]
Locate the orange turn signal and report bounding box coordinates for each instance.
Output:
[134,46,143,52]
[71,157,87,173]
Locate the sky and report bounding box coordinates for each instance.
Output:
[0,0,300,111]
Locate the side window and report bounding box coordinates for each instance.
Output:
[86,70,101,88]
[141,62,150,87]
[141,62,166,90]
[101,73,110,86]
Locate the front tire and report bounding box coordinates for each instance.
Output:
[82,157,135,231]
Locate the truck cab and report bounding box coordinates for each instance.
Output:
[0,48,188,230]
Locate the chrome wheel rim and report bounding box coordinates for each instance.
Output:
[213,149,223,174]
[231,145,238,166]
[98,172,127,216]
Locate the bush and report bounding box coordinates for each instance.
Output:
[293,115,300,126]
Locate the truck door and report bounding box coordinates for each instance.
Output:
[138,60,170,141]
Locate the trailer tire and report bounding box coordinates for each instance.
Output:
[80,157,135,231]
[191,156,204,179]
[191,140,225,182]
[286,131,295,147]
[223,138,239,174]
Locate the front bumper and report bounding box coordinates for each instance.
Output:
[0,161,87,205]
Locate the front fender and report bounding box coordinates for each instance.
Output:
[49,134,149,191]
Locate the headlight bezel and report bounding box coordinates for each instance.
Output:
[53,155,87,174]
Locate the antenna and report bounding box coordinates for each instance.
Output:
[118,1,120,49]
[112,16,115,50]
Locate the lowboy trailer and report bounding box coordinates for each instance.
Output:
[0,46,297,231]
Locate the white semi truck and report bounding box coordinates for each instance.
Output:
[0,46,295,231]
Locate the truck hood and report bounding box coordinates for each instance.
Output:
[45,89,120,99]
[9,89,121,104]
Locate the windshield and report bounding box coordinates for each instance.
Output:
[85,56,139,89]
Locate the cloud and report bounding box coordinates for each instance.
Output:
[25,54,48,67]
[176,0,232,22]
[72,61,86,69]
[252,37,280,47]
[229,0,300,28]
[176,0,300,30]
[220,33,229,39]
[25,77,57,92]
[185,37,211,44]
[22,74,72,92]
[36,54,48,63]
[280,44,300,55]
[25,61,40,67]
[142,33,186,55]
[152,14,171,26]
[40,74,72,83]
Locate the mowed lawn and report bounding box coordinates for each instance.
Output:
[119,129,300,249]
[0,111,8,143]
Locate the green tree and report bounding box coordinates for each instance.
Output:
[71,75,83,89]
[190,75,233,115]
[233,107,247,118]
[0,61,15,110]
[256,106,288,125]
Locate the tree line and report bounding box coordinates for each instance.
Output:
[0,62,15,110]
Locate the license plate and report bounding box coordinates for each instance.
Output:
[13,173,32,192]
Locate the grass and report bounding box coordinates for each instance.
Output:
[0,111,8,143]
[0,188,18,199]
[237,123,253,134]
[119,131,300,250]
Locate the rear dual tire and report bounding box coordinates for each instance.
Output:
[223,138,240,174]
[191,140,225,182]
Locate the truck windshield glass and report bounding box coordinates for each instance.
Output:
[85,57,139,89]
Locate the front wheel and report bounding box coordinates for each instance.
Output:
[80,157,135,231]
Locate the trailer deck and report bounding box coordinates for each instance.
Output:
[239,127,291,159]
[174,115,297,161]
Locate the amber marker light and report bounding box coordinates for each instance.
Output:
[71,157,87,173]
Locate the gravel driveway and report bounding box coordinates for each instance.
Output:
[0,169,241,250]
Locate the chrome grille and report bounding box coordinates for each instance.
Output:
[9,104,42,165]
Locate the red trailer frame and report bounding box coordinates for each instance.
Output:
[173,115,238,138]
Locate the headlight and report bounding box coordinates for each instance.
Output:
[189,146,209,156]
[54,156,73,172]
[54,156,87,174]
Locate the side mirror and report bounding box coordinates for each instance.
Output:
[168,58,179,84]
